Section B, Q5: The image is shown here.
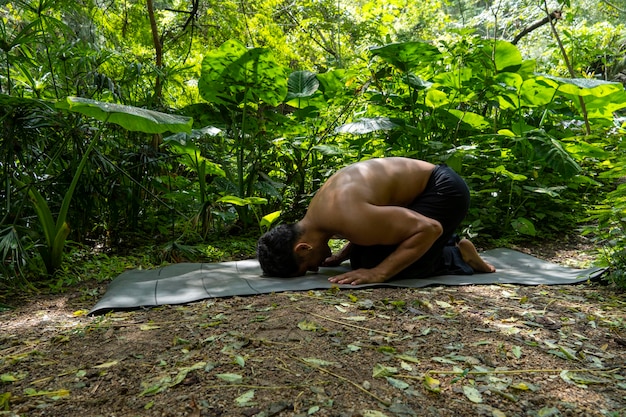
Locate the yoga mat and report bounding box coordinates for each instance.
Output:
[89,248,606,315]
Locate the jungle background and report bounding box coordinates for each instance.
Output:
[1,0,626,290]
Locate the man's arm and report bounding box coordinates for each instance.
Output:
[328,207,443,285]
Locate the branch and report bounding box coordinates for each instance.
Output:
[601,0,626,13]
[542,1,591,135]
[511,10,562,45]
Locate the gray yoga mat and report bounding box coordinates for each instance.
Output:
[89,248,606,315]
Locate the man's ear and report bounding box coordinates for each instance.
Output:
[294,242,312,254]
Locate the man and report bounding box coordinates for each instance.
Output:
[257,157,495,284]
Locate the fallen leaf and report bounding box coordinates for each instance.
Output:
[0,392,10,410]
[24,388,70,399]
[344,316,368,321]
[303,358,336,367]
[216,373,243,383]
[235,389,255,407]
[462,385,483,403]
[372,364,398,378]
[298,320,322,331]
[423,374,441,393]
[386,376,410,390]
[72,309,89,317]
[0,374,18,383]
[362,410,389,417]
[93,360,119,369]
[431,356,457,364]
[537,407,560,417]
[395,354,420,364]
[233,355,245,367]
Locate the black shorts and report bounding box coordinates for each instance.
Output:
[349,164,473,279]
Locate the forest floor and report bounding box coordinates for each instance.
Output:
[1,236,625,417]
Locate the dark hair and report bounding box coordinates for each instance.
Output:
[256,223,303,277]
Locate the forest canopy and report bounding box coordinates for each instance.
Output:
[1,0,626,286]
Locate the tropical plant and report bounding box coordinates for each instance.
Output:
[15,97,192,276]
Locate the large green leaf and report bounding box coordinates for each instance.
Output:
[527,135,582,178]
[433,68,472,90]
[370,41,442,72]
[573,90,626,119]
[286,71,320,100]
[198,39,288,107]
[446,109,490,130]
[520,78,557,107]
[538,75,624,98]
[316,69,359,100]
[491,40,523,73]
[56,97,192,134]
[335,117,402,134]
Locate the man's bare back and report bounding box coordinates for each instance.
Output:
[303,158,438,247]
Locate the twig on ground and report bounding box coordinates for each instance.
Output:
[295,356,391,406]
[295,307,399,337]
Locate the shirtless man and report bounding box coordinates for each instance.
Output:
[257,157,495,284]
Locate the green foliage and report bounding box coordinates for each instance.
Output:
[1,0,626,288]
[13,97,192,277]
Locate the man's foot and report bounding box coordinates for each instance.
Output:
[457,238,496,273]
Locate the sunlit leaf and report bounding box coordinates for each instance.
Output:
[298,320,322,331]
[218,195,267,206]
[0,392,10,411]
[539,75,624,97]
[335,117,401,135]
[1,373,18,382]
[369,41,442,72]
[93,360,119,369]
[56,97,192,134]
[423,374,441,393]
[199,39,288,106]
[491,40,524,72]
[447,109,490,130]
[24,388,70,398]
[260,211,281,229]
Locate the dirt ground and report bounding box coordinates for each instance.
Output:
[1,238,625,417]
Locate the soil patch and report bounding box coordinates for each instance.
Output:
[1,239,625,417]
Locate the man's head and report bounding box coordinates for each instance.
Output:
[257,224,303,277]
[257,223,331,277]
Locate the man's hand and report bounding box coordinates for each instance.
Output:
[321,254,345,267]
[328,268,387,285]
